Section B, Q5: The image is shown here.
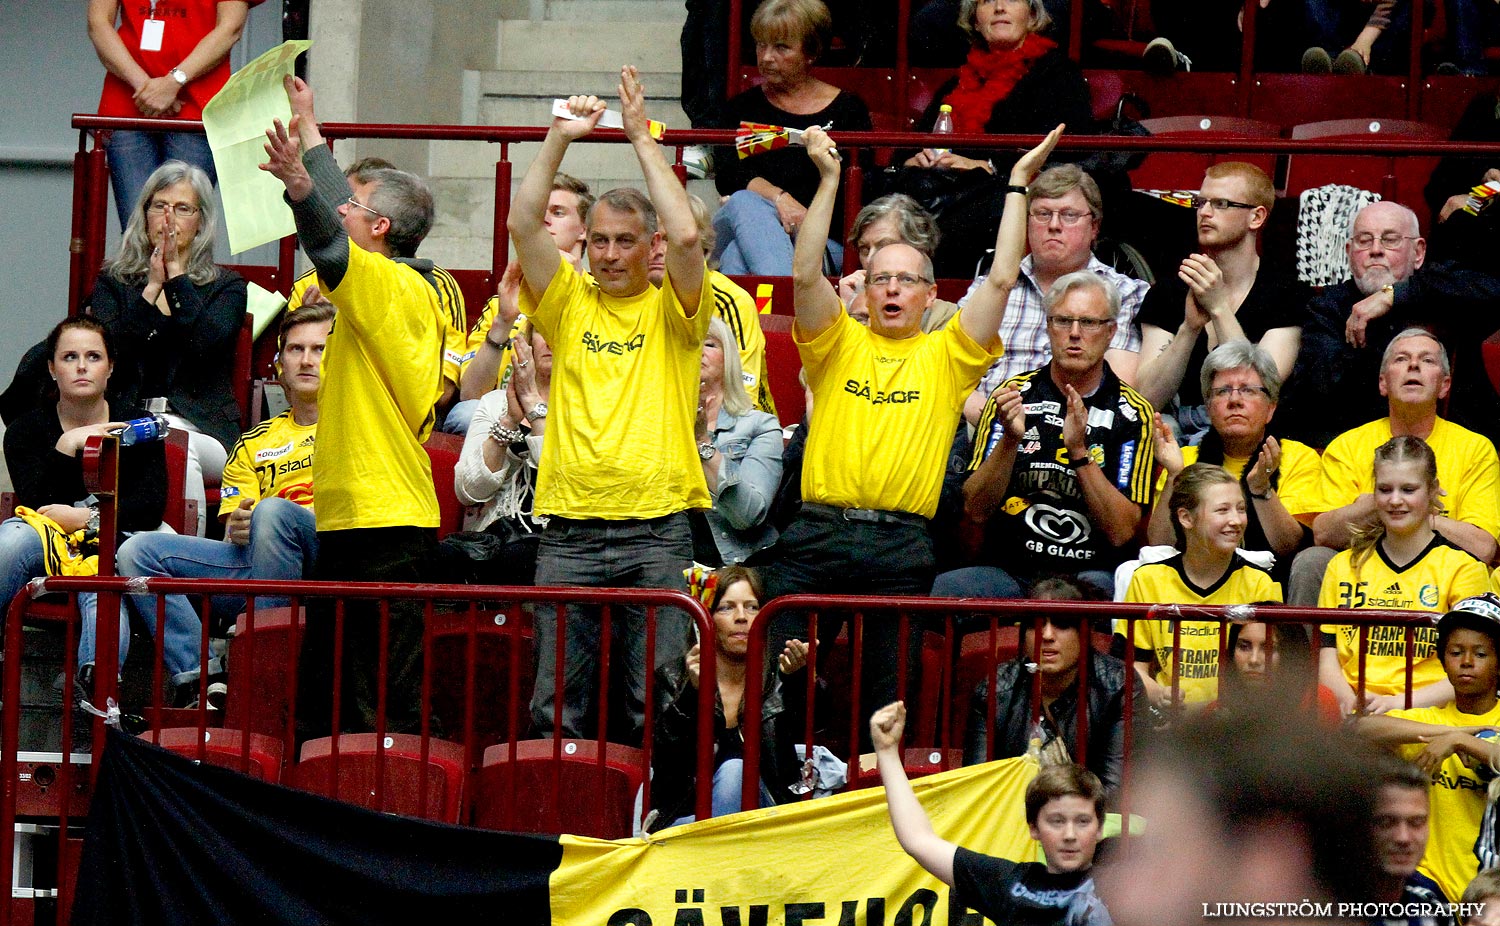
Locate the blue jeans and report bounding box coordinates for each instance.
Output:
[530,514,694,743]
[671,757,776,825]
[712,190,844,276]
[104,130,217,231]
[931,565,1116,600]
[440,399,478,436]
[109,499,317,683]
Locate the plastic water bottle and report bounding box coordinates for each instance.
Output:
[115,415,169,446]
[926,104,954,159]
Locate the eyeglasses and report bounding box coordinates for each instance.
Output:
[1350,232,1416,250]
[1028,209,1093,226]
[1209,384,1271,400]
[868,272,933,289]
[1046,315,1114,332]
[146,202,200,217]
[1190,195,1257,212]
[344,196,387,220]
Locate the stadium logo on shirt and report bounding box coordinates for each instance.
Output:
[1419,584,1439,608]
[581,331,645,355]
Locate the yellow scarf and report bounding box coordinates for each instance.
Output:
[14,506,98,577]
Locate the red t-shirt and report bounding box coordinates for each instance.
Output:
[97,0,262,121]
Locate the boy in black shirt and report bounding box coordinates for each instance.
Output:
[871,701,1114,926]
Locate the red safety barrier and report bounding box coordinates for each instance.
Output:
[739,596,1439,820]
[0,579,714,925]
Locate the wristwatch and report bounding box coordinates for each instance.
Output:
[86,505,101,534]
[698,442,717,460]
[486,332,511,351]
[170,67,189,86]
[524,402,548,423]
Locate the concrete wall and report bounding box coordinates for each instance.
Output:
[0,0,283,386]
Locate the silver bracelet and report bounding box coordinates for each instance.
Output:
[490,420,524,444]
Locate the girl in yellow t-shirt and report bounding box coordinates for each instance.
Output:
[1127,464,1283,707]
[1318,436,1489,717]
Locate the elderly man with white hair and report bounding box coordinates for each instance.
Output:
[1281,199,1500,446]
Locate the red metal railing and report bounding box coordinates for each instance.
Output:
[741,596,1438,817]
[0,579,714,925]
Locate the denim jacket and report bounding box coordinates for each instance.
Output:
[705,407,783,563]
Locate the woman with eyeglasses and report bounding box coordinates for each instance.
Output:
[87,160,246,536]
[1148,340,1322,579]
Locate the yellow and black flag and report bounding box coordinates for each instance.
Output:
[74,730,1041,925]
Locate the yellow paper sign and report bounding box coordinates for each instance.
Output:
[202,40,313,254]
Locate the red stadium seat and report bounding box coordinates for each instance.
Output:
[148,727,286,782]
[225,606,305,741]
[759,314,805,429]
[1284,118,1446,230]
[291,733,467,823]
[426,607,535,749]
[1250,75,1410,129]
[849,747,964,790]
[423,432,466,539]
[1129,115,1281,192]
[471,739,644,838]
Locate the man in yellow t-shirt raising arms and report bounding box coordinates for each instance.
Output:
[759,122,1064,728]
[261,77,447,738]
[506,67,712,743]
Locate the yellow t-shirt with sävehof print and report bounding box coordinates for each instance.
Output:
[527,255,714,520]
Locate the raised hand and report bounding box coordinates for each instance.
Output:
[1009,123,1064,186]
[1152,412,1184,477]
[1062,384,1089,463]
[803,125,842,180]
[618,65,653,144]
[1246,435,1281,498]
[556,94,606,141]
[259,117,313,201]
[684,642,702,689]
[1179,254,1227,318]
[870,701,907,751]
[779,638,812,675]
[995,386,1026,442]
[494,263,523,333]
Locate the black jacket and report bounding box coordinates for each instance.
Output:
[87,269,247,453]
[963,650,1145,805]
[648,659,808,830]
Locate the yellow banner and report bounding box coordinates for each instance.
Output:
[552,757,1041,926]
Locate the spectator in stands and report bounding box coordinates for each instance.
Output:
[959,164,1150,424]
[1461,869,1500,925]
[649,566,810,828]
[762,124,1060,724]
[1292,329,1500,605]
[507,69,710,744]
[938,272,1154,600]
[1140,2,1305,73]
[105,305,330,709]
[693,318,784,566]
[1281,201,1500,448]
[1134,164,1305,441]
[712,0,872,276]
[1427,92,1500,239]
[1126,464,1283,707]
[1369,758,1455,921]
[1210,621,1340,722]
[454,312,549,586]
[838,195,958,334]
[88,160,245,538]
[909,0,1115,68]
[456,174,596,428]
[1148,342,1319,577]
[876,703,1114,925]
[87,0,257,229]
[1354,593,1500,902]
[1101,714,1385,924]
[261,76,446,738]
[1,319,165,703]
[1318,436,1488,717]
[963,576,1147,806]
[1299,0,1410,75]
[898,0,1092,278]
[651,195,777,413]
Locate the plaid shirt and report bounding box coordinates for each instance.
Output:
[961,254,1150,400]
